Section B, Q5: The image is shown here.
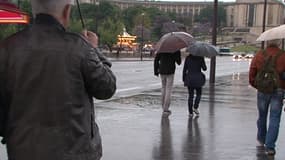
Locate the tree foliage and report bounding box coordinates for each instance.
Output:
[0,1,229,49]
[98,18,124,51]
[0,25,18,40]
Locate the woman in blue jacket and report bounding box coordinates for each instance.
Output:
[183,55,207,116]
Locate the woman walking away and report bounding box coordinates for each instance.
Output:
[183,55,207,116]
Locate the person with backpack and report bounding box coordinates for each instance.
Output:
[249,40,285,156]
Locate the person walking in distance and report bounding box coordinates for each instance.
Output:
[0,0,116,160]
[154,50,181,116]
[183,54,207,116]
[249,40,285,156]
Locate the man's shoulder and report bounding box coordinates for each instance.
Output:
[0,28,29,47]
[64,32,89,44]
[64,32,96,51]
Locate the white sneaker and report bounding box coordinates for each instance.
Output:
[193,108,199,115]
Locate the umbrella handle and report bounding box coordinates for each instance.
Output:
[76,0,86,29]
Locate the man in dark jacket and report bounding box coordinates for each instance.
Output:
[154,50,181,116]
[0,0,116,160]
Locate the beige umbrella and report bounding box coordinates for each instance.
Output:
[155,32,195,53]
[256,24,285,41]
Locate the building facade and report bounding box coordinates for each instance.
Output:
[109,0,212,24]
[85,0,284,43]
[79,0,99,5]
[225,0,284,30]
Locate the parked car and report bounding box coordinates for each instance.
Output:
[219,47,232,56]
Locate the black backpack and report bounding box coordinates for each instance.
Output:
[254,50,283,94]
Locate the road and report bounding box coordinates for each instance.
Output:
[112,56,251,98]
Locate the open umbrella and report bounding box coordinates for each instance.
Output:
[187,41,218,58]
[0,1,29,24]
[256,24,285,41]
[155,32,195,53]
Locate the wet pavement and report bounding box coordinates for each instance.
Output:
[96,73,285,160]
[0,72,284,160]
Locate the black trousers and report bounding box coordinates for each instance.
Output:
[187,86,202,114]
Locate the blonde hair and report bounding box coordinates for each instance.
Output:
[31,0,74,17]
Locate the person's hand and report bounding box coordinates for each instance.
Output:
[82,30,98,48]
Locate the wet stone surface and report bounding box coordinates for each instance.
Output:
[96,73,285,160]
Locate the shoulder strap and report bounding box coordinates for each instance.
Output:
[262,50,272,65]
[262,50,283,67]
[272,50,283,64]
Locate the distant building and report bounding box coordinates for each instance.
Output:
[86,0,285,43]
[226,0,283,28]
[109,0,212,25]
[79,0,99,5]
[224,0,285,43]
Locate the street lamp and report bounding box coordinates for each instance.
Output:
[140,13,145,61]
[210,0,218,84]
[261,0,267,49]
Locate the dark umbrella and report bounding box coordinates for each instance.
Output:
[187,41,218,58]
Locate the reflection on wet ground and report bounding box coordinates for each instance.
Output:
[96,73,285,160]
[152,116,173,160]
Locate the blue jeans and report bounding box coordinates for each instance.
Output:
[257,89,284,149]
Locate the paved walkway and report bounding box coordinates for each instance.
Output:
[96,73,285,160]
[1,73,284,160]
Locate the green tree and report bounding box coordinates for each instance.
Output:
[0,25,18,40]
[20,0,32,18]
[98,18,124,51]
[122,6,145,32]
[70,2,123,48]
[123,6,175,41]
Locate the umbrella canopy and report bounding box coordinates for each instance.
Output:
[0,1,29,24]
[256,24,285,41]
[155,31,195,53]
[187,41,218,58]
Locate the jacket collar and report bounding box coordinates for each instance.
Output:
[35,14,66,32]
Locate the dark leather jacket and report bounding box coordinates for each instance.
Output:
[0,14,116,160]
[154,51,181,75]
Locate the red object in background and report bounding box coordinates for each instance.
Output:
[0,1,29,24]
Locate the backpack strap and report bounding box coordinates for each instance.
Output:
[262,49,283,67]
[262,50,273,66]
[272,50,283,67]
